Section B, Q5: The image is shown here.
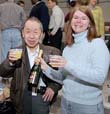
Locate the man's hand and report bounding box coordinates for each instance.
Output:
[42,87,54,102]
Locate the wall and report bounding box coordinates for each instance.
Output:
[0,0,110,22]
[99,0,110,22]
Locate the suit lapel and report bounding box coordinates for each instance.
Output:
[22,47,30,75]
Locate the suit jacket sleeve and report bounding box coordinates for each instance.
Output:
[0,58,22,78]
[0,59,15,77]
[42,45,62,94]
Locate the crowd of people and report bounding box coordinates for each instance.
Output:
[0,0,110,114]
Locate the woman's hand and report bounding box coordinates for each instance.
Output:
[35,57,49,71]
[35,55,67,70]
[49,55,67,68]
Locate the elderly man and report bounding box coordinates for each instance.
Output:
[0,17,62,114]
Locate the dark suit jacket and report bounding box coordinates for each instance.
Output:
[29,1,50,32]
[0,44,62,114]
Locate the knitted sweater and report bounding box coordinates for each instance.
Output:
[44,30,110,105]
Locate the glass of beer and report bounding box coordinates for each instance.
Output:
[49,55,58,67]
[9,49,22,60]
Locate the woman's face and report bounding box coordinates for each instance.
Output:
[90,0,97,6]
[71,10,90,33]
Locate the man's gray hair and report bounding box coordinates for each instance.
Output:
[23,17,43,32]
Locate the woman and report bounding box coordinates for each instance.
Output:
[39,6,110,114]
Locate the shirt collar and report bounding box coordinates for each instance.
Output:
[27,45,40,57]
[52,5,58,11]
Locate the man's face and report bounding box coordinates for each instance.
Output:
[90,0,97,6]
[47,0,55,9]
[22,20,42,49]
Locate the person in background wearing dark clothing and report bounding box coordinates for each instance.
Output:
[29,0,50,45]
[0,17,62,114]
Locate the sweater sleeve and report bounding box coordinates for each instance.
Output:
[43,66,64,85]
[64,39,110,86]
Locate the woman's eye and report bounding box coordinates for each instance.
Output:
[26,31,30,33]
[34,32,38,34]
[73,16,78,19]
[81,17,88,20]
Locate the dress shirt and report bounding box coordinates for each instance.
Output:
[27,45,46,95]
[49,5,64,35]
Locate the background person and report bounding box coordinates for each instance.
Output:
[47,0,64,50]
[0,0,26,62]
[88,0,104,37]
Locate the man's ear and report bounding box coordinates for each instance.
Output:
[21,30,24,38]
